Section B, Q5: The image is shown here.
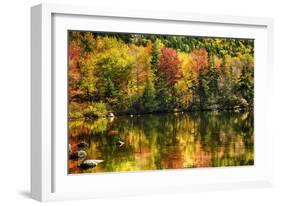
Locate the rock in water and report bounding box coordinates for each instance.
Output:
[107,112,115,118]
[69,150,87,160]
[79,160,104,169]
[116,140,124,147]
[77,141,89,148]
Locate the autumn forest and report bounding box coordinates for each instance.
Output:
[68,31,254,118]
[68,31,254,174]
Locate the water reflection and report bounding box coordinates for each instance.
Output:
[68,111,254,174]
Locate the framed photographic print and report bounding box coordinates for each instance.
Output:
[31,3,274,201]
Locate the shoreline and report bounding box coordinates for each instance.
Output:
[69,106,253,121]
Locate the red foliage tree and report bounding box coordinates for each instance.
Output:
[158,47,180,84]
[68,42,82,99]
[69,43,81,75]
[190,48,209,73]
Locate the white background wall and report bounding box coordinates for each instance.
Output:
[0,0,280,205]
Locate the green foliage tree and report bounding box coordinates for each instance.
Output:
[198,69,209,109]
[142,80,157,112]
[207,67,219,101]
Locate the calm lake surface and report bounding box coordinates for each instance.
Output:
[68,111,254,174]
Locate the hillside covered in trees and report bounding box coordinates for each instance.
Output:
[68,31,254,119]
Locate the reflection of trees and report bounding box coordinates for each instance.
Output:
[69,111,254,173]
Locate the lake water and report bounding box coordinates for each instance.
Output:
[68,111,254,174]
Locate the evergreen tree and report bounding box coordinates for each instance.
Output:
[198,69,209,109]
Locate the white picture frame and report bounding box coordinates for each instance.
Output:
[31,3,274,202]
